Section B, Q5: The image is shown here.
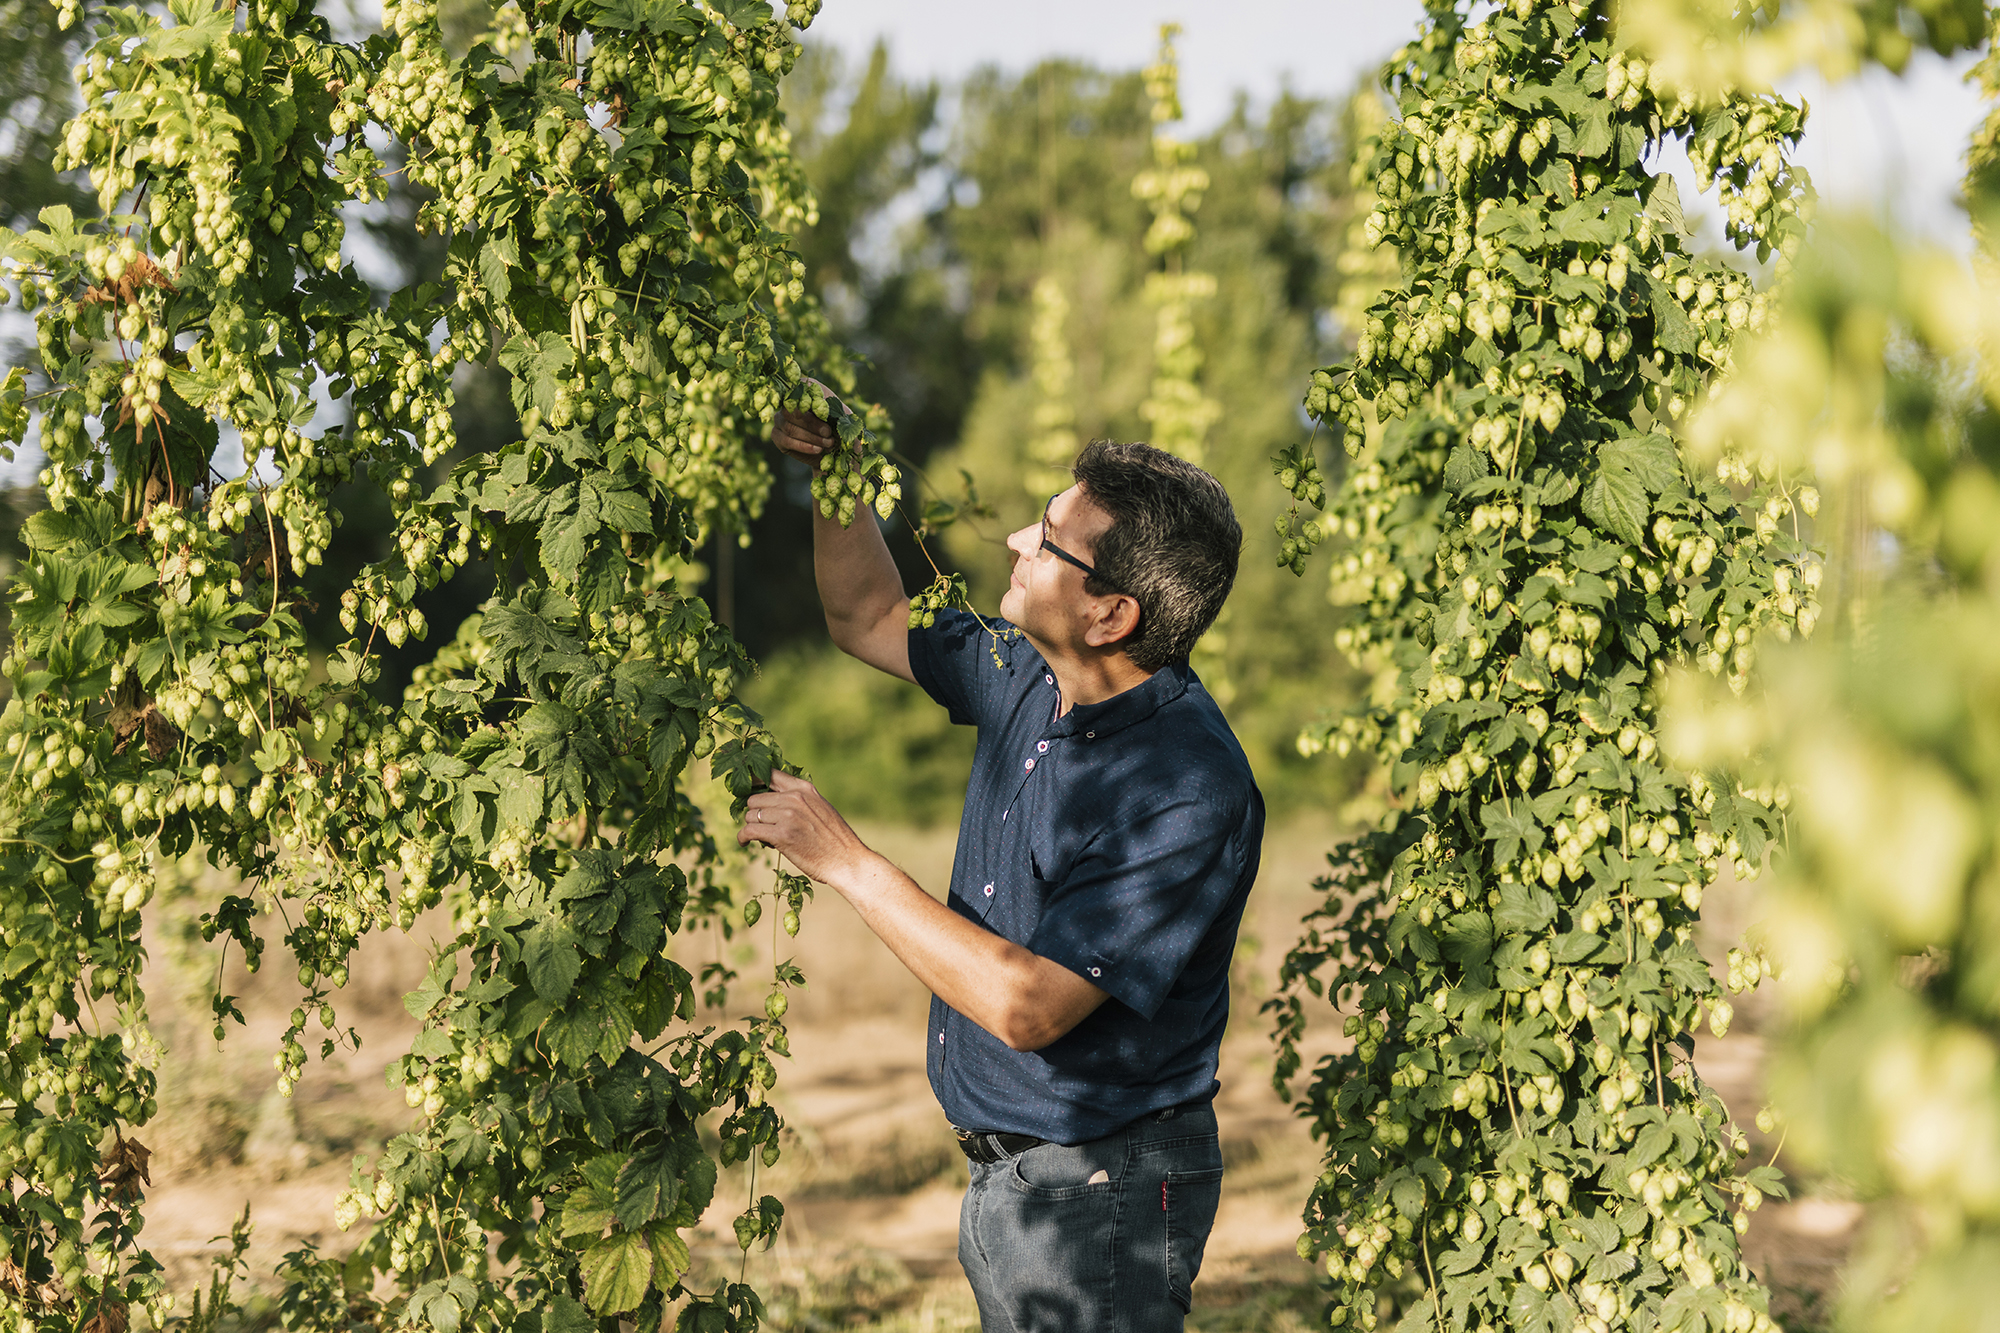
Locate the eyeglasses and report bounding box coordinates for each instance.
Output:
[1040,496,1125,594]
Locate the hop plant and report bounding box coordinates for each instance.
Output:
[1268,3,1811,1331]
[907,572,972,630]
[0,0,879,1328]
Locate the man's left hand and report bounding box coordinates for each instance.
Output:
[738,770,873,885]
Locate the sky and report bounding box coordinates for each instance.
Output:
[798,0,1992,251]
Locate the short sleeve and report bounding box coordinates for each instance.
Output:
[908,609,1033,730]
[1026,790,1255,1021]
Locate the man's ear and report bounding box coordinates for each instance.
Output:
[1083,594,1141,651]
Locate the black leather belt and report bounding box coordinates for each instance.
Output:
[953,1128,1046,1164]
[952,1100,1207,1163]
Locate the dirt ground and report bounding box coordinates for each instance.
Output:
[124,821,1857,1332]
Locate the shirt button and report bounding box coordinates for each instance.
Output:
[1045,674,1054,685]
[1086,731,1096,739]
[1024,758,1035,771]
[938,1031,945,1044]
[1036,740,1049,753]
[984,883,994,898]
[1088,967,1102,977]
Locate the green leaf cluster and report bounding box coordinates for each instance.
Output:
[1268,4,1821,1332]
[0,0,865,1328]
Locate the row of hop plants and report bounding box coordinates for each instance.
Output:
[1268,3,2000,1333]
[0,0,932,1328]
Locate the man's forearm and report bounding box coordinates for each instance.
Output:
[813,503,905,647]
[826,850,1106,1052]
[739,774,1108,1049]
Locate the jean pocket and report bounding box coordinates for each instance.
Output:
[1163,1166,1224,1311]
[1007,1140,1122,1201]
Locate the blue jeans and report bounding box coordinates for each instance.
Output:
[957,1103,1225,1332]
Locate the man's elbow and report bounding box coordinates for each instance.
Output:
[991,991,1089,1052]
[824,604,896,661]
[824,613,866,659]
[995,1013,1067,1053]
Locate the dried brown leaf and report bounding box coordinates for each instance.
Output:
[82,1299,129,1333]
[143,708,179,760]
[99,1137,152,1202]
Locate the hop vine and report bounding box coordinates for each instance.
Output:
[0,0,890,1328]
[1023,274,1080,499]
[1268,4,1820,1332]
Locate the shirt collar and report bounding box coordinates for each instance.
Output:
[1044,660,1190,740]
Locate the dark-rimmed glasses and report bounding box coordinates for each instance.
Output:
[1040,496,1125,594]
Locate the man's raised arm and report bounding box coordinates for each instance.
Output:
[772,407,915,684]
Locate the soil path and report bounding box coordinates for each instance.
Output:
[130,825,1851,1329]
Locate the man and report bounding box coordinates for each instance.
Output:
[740,412,1263,1333]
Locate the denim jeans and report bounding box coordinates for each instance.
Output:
[957,1103,1225,1332]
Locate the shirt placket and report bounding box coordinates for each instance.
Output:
[1001,735,1053,821]
[1001,674,1061,826]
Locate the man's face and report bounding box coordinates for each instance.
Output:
[1000,486,1118,653]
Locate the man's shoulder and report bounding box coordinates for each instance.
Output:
[914,610,1043,679]
[1111,676,1260,822]
[1160,667,1257,778]
[909,611,1049,725]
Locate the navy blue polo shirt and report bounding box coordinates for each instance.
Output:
[908,609,1264,1144]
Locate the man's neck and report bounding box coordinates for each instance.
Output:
[1044,650,1155,716]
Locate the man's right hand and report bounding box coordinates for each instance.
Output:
[772,408,835,461]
